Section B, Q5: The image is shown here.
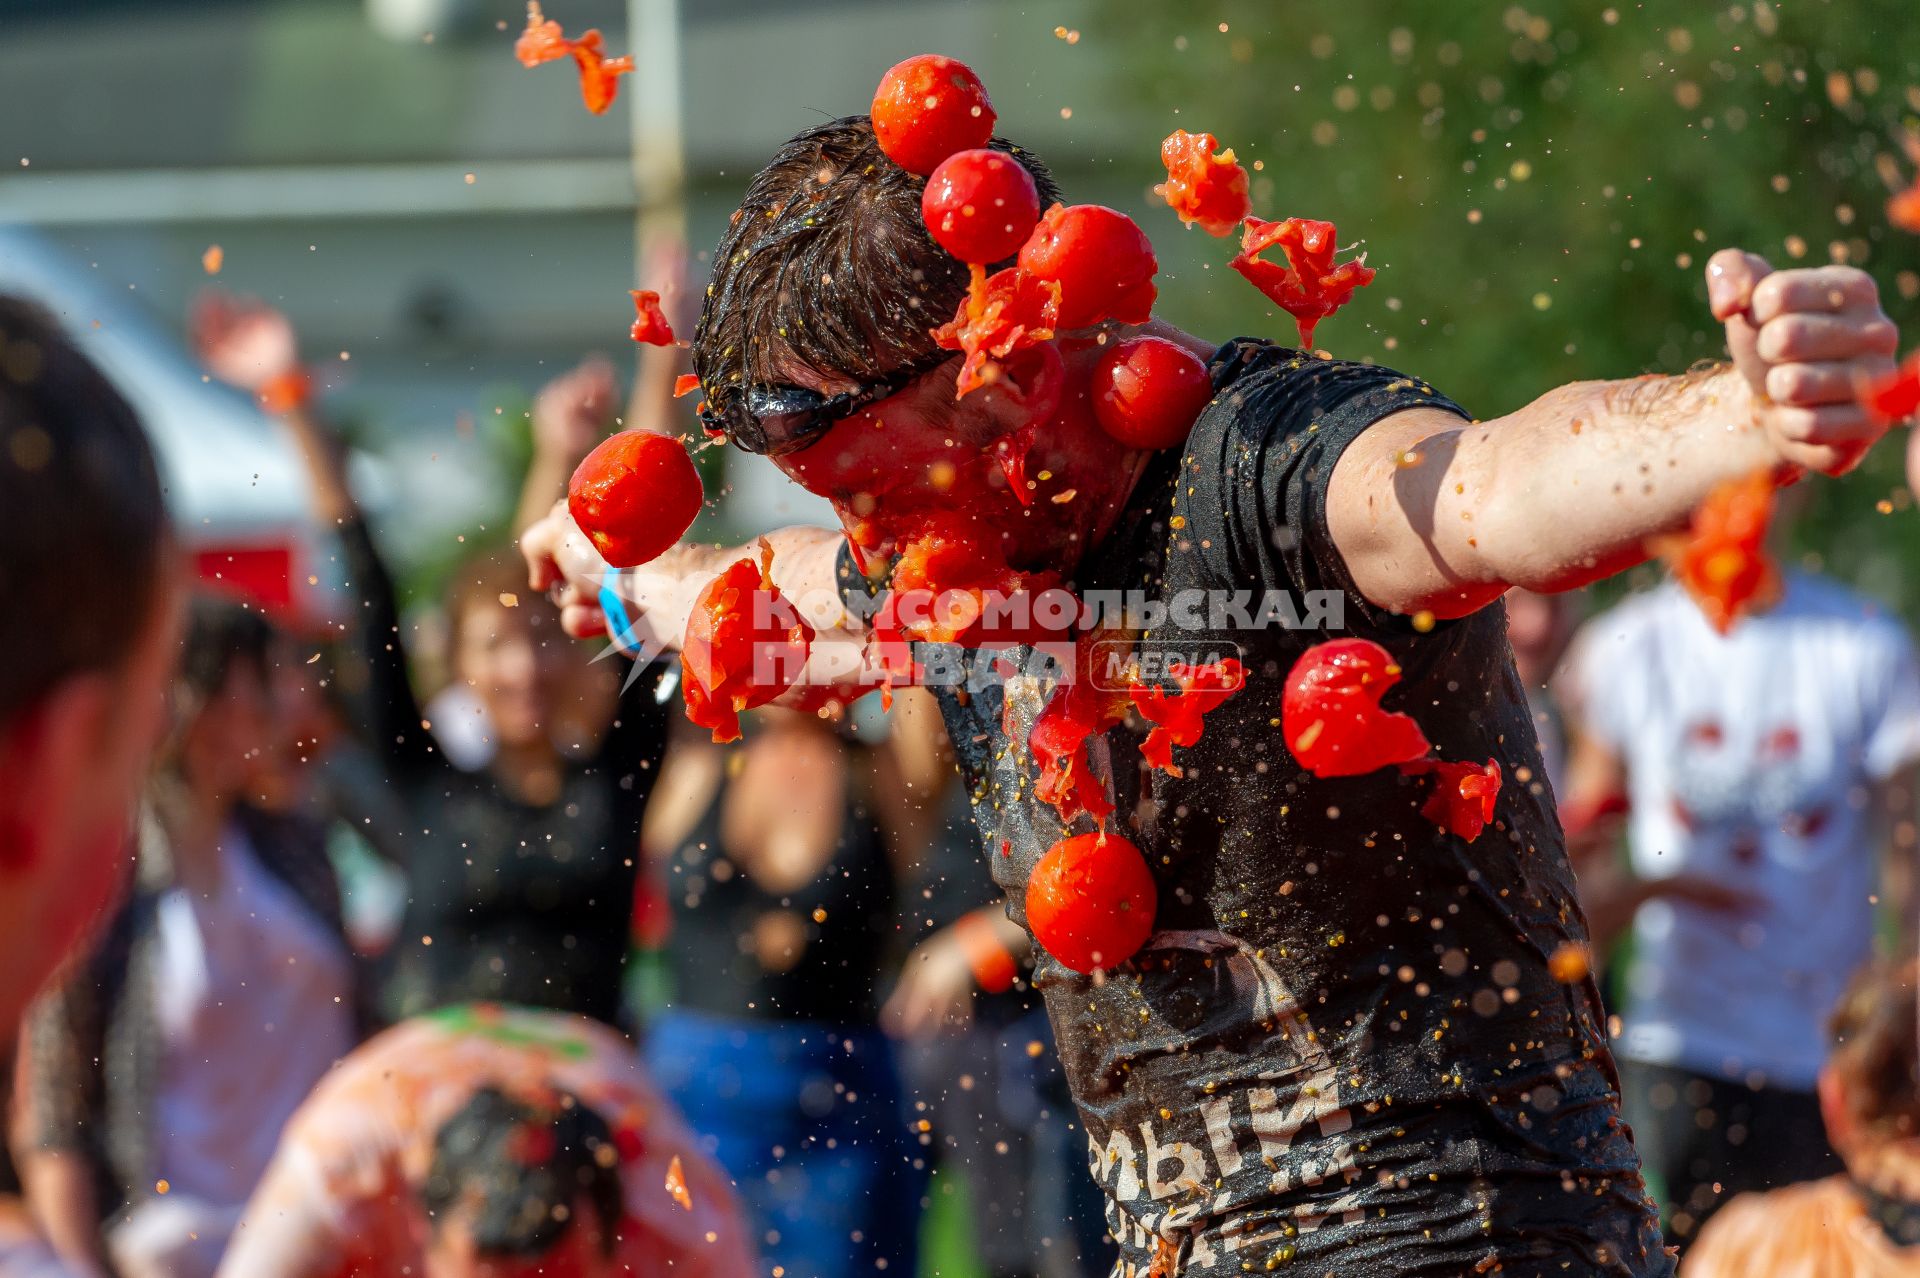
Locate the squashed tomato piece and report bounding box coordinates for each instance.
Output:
[1890,179,1920,234]
[885,512,1029,643]
[1282,638,1431,778]
[514,4,633,115]
[513,1,571,65]
[672,373,701,398]
[568,430,703,568]
[1407,757,1502,842]
[681,541,815,743]
[931,265,1061,398]
[1154,129,1252,237]
[629,290,674,345]
[1131,658,1246,777]
[1029,627,1136,826]
[1090,336,1213,450]
[871,54,995,176]
[922,148,1041,266]
[1865,351,1920,423]
[1025,831,1157,974]
[1017,204,1158,330]
[1663,470,1778,634]
[1230,216,1376,350]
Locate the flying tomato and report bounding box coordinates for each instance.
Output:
[1282,638,1432,778]
[514,4,633,116]
[629,290,674,346]
[1663,470,1778,635]
[1024,832,1157,974]
[1090,336,1214,450]
[567,430,704,568]
[1230,216,1376,350]
[1016,204,1158,330]
[1408,757,1502,842]
[870,54,996,176]
[680,541,815,743]
[1154,129,1252,237]
[922,148,1042,267]
[1890,178,1920,234]
[1130,658,1246,778]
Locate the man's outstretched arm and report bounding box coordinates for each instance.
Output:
[1331,252,1904,619]
[522,507,882,695]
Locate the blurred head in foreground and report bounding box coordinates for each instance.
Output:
[0,295,181,1028]
[1820,957,1920,1181]
[421,1085,624,1278]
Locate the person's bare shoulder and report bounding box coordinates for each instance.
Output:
[1681,1177,1860,1277]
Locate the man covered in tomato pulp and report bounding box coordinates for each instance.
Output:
[525,56,1909,1277]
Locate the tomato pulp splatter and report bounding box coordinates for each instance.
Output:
[672,374,701,399]
[1025,831,1157,974]
[1865,351,1920,424]
[567,431,703,568]
[1154,130,1252,237]
[1131,658,1246,778]
[1090,336,1214,450]
[870,54,995,176]
[1028,627,1136,826]
[1017,204,1158,330]
[1230,216,1376,350]
[629,290,674,346]
[514,3,634,116]
[1282,638,1432,778]
[1664,470,1779,635]
[931,266,1061,399]
[681,542,815,743]
[1408,757,1502,842]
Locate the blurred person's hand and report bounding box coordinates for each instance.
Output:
[523,499,615,639]
[882,926,977,1041]
[532,358,619,470]
[1706,251,1902,477]
[191,291,298,392]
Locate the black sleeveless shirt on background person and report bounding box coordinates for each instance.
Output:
[658,746,901,1024]
[838,339,1672,1277]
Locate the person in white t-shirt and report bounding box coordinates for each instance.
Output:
[1559,566,1920,1252]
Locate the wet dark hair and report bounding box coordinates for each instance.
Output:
[176,597,276,705]
[690,116,1062,435]
[422,1085,623,1261]
[0,296,170,728]
[1827,956,1920,1143]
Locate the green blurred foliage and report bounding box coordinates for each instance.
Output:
[1107,0,1920,613]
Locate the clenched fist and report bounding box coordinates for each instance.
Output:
[1707,248,1902,476]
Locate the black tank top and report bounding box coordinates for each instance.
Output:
[660,746,899,1024]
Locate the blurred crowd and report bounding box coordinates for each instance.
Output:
[1,282,1919,1278]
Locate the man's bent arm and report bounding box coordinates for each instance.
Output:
[1331,255,1902,619]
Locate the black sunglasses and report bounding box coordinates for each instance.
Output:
[699,359,945,457]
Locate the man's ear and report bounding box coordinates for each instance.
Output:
[1818,1064,1855,1155]
[0,675,113,874]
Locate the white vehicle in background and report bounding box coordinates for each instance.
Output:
[0,224,337,622]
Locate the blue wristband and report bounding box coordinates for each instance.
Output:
[599,580,642,655]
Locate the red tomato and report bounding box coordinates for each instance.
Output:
[1154,129,1252,237]
[567,431,704,568]
[629,290,674,346]
[1411,757,1502,842]
[1230,216,1375,349]
[1865,351,1920,423]
[672,373,700,398]
[1090,336,1214,450]
[1664,470,1778,634]
[1016,204,1158,330]
[1025,832,1157,974]
[870,54,996,176]
[1130,658,1245,777]
[1281,638,1431,778]
[681,542,815,743]
[922,149,1041,265]
[515,5,632,116]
